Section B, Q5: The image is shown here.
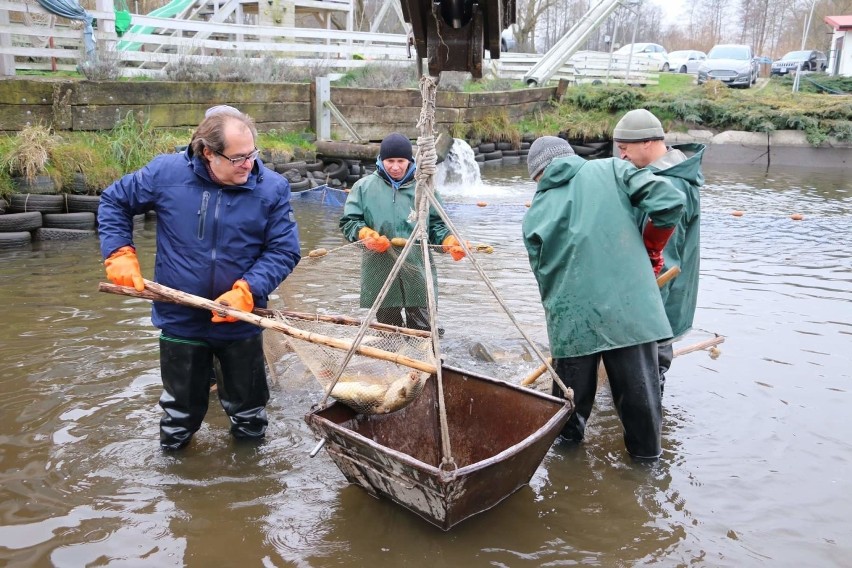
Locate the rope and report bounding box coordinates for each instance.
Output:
[414,75,457,476]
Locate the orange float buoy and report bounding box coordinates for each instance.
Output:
[790,213,804,221]
[731,210,744,217]
[476,201,488,207]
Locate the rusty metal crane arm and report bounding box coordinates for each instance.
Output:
[400,0,515,78]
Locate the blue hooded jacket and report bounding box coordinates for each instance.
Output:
[98,148,301,341]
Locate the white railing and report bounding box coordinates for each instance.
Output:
[0,1,656,84]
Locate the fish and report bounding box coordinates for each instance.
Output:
[330,371,428,414]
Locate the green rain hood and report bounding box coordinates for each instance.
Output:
[637,143,705,338]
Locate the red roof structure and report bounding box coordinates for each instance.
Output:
[825,15,852,30]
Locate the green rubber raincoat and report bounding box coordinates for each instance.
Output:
[340,169,451,309]
[636,143,705,339]
[522,156,685,358]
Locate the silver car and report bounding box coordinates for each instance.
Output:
[697,44,759,88]
[667,50,706,74]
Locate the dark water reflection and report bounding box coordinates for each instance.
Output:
[1,161,850,566]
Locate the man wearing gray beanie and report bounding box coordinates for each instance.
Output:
[614,109,706,397]
[522,135,685,460]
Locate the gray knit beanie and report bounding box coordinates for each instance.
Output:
[205,105,242,118]
[527,136,575,181]
[612,109,665,142]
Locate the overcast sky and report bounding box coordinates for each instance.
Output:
[648,0,685,25]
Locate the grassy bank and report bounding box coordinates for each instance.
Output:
[2,71,850,198]
[0,113,313,198]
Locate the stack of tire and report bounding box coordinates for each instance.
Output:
[471,136,531,166]
[0,192,101,251]
[269,157,356,191]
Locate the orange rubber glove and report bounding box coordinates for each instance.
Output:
[104,246,144,291]
[358,226,390,253]
[211,279,254,323]
[442,235,466,262]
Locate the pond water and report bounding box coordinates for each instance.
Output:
[0,159,850,566]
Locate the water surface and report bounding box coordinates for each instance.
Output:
[0,160,850,566]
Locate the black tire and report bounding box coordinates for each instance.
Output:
[65,194,100,214]
[482,150,503,161]
[478,142,496,153]
[283,160,308,176]
[69,172,88,195]
[0,231,31,249]
[289,178,310,191]
[346,173,362,185]
[43,212,96,230]
[679,65,687,73]
[0,199,7,214]
[9,193,65,214]
[474,153,485,162]
[662,63,670,72]
[496,141,513,151]
[283,169,303,183]
[0,211,42,232]
[13,175,56,195]
[34,227,97,241]
[321,159,348,181]
[304,160,325,172]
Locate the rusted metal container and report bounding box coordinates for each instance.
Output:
[305,364,572,530]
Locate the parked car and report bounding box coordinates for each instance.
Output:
[666,49,706,74]
[614,42,670,72]
[501,28,516,52]
[697,44,759,88]
[770,50,828,75]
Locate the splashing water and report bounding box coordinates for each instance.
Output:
[436,139,481,190]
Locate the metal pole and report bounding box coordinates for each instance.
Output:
[625,13,638,83]
[795,0,817,93]
[801,0,817,51]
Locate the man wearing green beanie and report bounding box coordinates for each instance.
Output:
[523,135,685,461]
[614,109,706,396]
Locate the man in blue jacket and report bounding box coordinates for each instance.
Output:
[98,108,301,450]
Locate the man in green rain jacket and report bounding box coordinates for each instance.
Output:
[522,136,685,460]
[339,133,465,330]
[614,109,705,396]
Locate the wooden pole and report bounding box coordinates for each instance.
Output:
[521,265,683,387]
[100,280,437,375]
[98,282,431,338]
[673,335,725,357]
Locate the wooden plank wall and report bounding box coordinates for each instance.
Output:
[0,79,557,142]
[328,86,556,141]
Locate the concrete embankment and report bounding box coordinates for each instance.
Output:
[664,129,852,169]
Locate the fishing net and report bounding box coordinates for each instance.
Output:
[263,231,455,414]
[262,185,562,411]
[263,77,566,419]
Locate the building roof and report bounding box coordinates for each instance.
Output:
[825,15,852,30]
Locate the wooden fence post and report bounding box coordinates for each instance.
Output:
[315,75,331,141]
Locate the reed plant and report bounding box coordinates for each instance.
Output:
[0,124,58,182]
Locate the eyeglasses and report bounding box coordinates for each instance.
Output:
[214,148,259,167]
